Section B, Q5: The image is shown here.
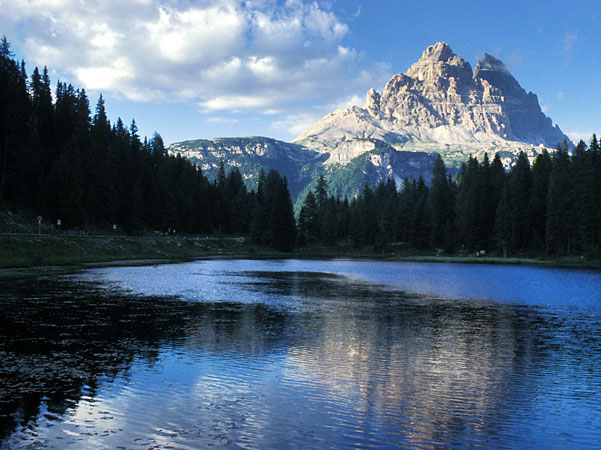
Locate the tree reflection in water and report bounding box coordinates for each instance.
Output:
[1,265,600,448]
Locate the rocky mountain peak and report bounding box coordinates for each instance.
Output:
[475,53,509,74]
[295,42,572,158]
[473,52,523,100]
[364,88,381,111]
[406,42,473,86]
[419,41,454,62]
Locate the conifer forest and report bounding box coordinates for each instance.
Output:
[1,37,600,256]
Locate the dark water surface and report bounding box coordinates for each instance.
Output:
[1,259,601,448]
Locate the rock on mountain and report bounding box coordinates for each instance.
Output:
[168,136,438,204]
[169,43,572,203]
[295,42,572,166]
[318,142,439,200]
[168,137,326,199]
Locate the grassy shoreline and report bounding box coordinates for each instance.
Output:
[2,233,601,279]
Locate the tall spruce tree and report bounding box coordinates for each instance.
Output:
[269,175,296,251]
[546,144,573,254]
[413,177,430,249]
[494,182,512,257]
[428,155,455,250]
[529,150,552,250]
[509,151,532,251]
[298,190,319,244]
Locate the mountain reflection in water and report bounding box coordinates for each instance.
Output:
[1,260,600,448]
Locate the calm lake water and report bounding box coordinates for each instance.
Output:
[1,259,601,449]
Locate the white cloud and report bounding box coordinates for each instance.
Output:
[0,0,385,130]
[207,117,240,125]
[76,58,134,90]
[200,95,274,112]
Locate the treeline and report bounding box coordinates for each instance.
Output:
[299,141,601,257]
[3,36,600,257]
[0,37,297,249]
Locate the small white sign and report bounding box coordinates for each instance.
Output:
[37,215,42,224]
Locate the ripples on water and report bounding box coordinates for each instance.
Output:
[1,260,601,448]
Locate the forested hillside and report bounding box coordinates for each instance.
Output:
[298,142,601,257]
[0,37,296,250]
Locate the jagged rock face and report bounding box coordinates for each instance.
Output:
[295,42,571,161]
[169,43,573,204]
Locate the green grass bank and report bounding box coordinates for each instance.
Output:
[0,234,276,269]
[2,210,600,272]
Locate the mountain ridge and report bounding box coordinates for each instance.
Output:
[168,42,572,202]
[294,42,571,158]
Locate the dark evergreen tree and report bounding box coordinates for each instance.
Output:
[428,155,455,250]
[546,144,573,254]
[298,190,319,244]
[509,151,532,251]
[269,175,296,251]
[413,177,431,249]
[250,169,270,245]
[529,149,552,250]
[397,178,417,245]
[456,156,479,250]
[494,182,512,258]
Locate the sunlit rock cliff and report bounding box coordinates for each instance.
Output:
[170,43,572,201]
[294,42,571,166]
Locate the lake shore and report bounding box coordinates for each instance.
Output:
[2,233,601,279]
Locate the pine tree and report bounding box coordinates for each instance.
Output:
[509,151,532,251]
[428,155,455,250]
[456,156,479,250]
[269,175,296,251]
[494,182,512,258]
[529,150,552,250]
[30,66,54,152]
[397,178,416,245]
[477,154,496,250]
[250,169,270,244]
[546,145,573,254]
[298,190,319,244]
[413,177,430,249]
[0,37,19,205]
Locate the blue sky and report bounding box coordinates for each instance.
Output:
[1,0,599,145]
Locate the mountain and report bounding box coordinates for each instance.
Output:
[168,137,437,205]
[169,42,572,202]
[168,137,326,200]
[294,42,572,167]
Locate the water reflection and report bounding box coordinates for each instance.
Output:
[1,262,601,448]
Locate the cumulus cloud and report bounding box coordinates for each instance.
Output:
[0,0,388,133]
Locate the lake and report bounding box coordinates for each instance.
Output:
[1,259,601,448]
